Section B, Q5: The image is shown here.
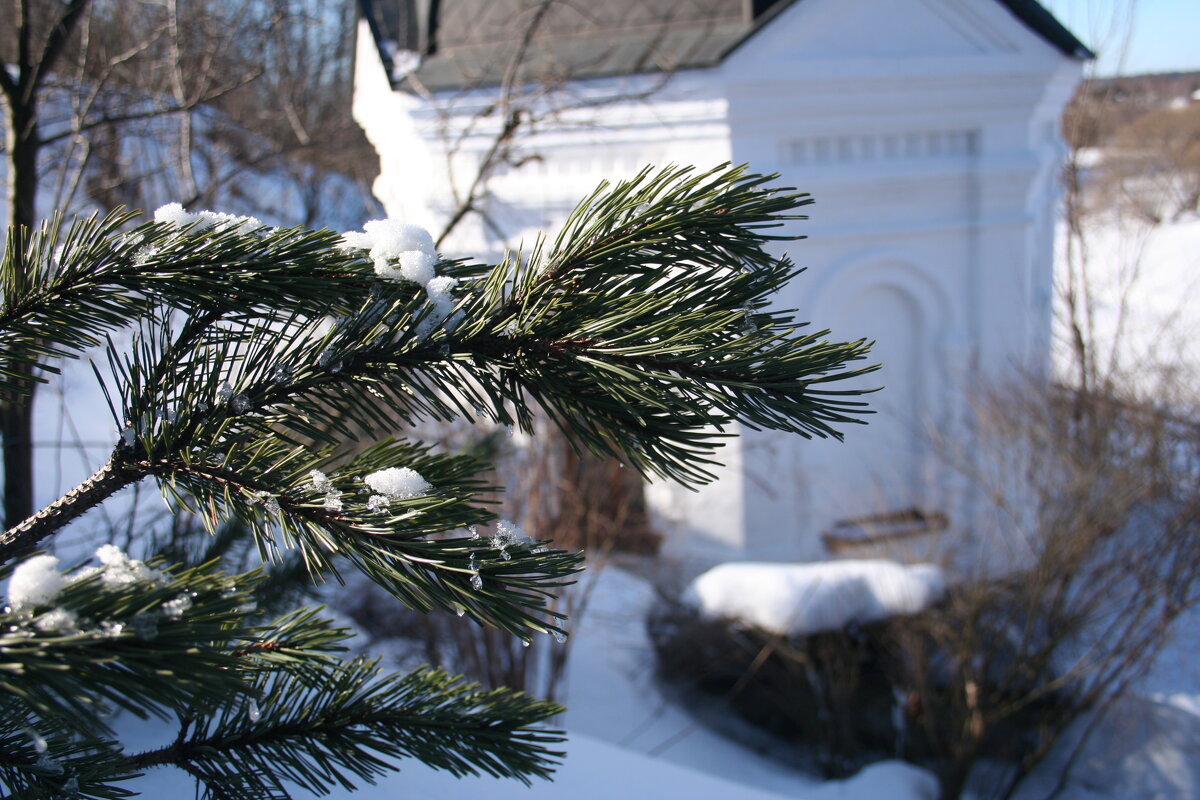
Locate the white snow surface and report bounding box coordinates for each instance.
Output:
[1054,213,1200,389]
[398,249,438,285]
[341,218,440,285]
[684,559,946,636]
[363,466,430,500]
[6,554,66,610]
[153,203,262,232]
[331,733,804,800]
[424,275,458,303]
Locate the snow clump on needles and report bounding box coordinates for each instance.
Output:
[154,203,262,232]
[6,555,67,611]
[340,219,438,286]
[339,219,461,339]
[364,467,431,501]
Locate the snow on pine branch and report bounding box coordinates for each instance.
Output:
[6,555,66,611]
[339,219,438,285]
[364,466,431,511]
[154,203,264,232]
[338,218,461,338]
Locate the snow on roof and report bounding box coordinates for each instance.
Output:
[684,559,946,637]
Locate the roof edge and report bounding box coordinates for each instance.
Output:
[996,0,1095,60]
[358,0,400,81]
[720,0,1095,65]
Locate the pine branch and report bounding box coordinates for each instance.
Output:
[146,437,576,636]
[0,164,877,797]
[126,662,565,798]
[0,702,137,800]
[0,456,138,560]
[0,211,375,400]
[157,179,871,482]
[146,517,324,620]
[0,560,345,736]
[5,165,870,617]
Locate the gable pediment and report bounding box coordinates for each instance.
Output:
[729,0,1041,64]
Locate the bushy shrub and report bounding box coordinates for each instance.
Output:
[651,583,1077,793]
[652,385,1200,800]
[650,607,899,778]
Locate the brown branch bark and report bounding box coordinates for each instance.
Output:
[0,453,137,561]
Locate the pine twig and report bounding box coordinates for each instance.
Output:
[0,454,135,560]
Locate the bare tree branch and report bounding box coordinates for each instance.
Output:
[0,59,17,100]
[27,0,92,94]
[38,71,262,147]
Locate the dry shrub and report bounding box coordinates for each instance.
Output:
[649,608,900,779]
[1063,77,1200,224]
[1100,104,1200,224]
[652,382,1200,799]
[912,383,1200,798]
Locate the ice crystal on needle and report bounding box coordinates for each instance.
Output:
[95,544,164,587]
[310,470,335,493]
[154,203,262,232]
[34,608,79,634]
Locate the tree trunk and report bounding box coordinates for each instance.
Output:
[3,98,40,529]
[1,387,37,531]
[6,101,39,237]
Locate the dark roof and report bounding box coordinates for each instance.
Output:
[358,0,1093,92]
[996,0,1095,60]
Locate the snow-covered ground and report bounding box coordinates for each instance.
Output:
[1055,211,1200,393]
[113,562,941,799]
[373,555,1200,800]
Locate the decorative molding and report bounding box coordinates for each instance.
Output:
[781,129,979,165]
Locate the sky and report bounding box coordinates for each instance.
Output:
[1042,0,1200,76]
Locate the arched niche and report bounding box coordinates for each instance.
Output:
[799,255,954,532]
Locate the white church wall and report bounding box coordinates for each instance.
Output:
[353,0,1084,565]
[706,0,1082,556]
[353,20,443,234]
[355,34,734,259]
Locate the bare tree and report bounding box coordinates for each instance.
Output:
[1,0,249,526]
[1059,78,1200,414]
[1,0,377,527]
[1,0,93,527]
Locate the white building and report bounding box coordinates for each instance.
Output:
[352,0,1090,564]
